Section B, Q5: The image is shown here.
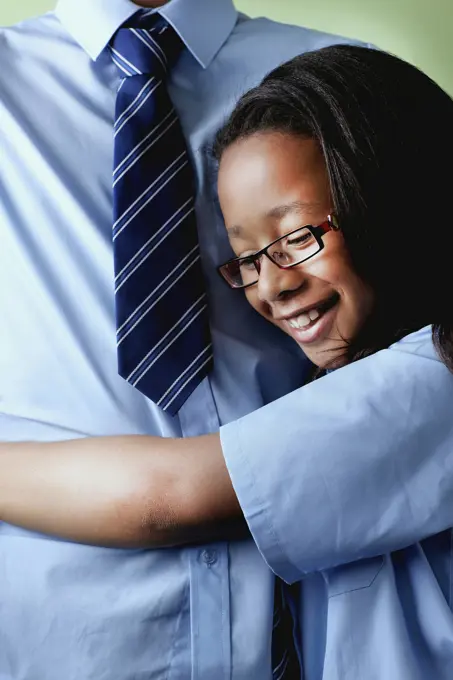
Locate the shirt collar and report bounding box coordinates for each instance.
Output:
[55,0,238,68]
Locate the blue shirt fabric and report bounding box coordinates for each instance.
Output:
[0,1,369,678]
[222,326,453,679]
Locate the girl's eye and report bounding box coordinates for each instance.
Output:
[239,255,257,271]
[286,229,315,247]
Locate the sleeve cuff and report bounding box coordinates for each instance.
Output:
[220,419,302,584]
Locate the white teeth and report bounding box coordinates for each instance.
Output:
[288,313,311,329]
[288,308,321,329]
[308,308,320,321]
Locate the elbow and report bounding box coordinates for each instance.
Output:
[117,470,187,548]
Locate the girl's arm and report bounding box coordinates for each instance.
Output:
[0,434,244,547]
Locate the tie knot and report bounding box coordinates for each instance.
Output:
[110,14,183,80]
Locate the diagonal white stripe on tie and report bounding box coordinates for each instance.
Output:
[115,203,194,291]
[113,153,187,237]
[113,116,178,186]
[127,293,206,382]
[131,301,208,386]
[110,47,142,75]
[117,248,200,343]
[114,78,156,132]
[131,28,167,70]
[114,79,160,137]
[114,108,176,176]
[157,347,213,408]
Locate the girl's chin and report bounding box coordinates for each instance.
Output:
[301,348,348,370]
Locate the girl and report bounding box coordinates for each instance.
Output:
[2,45,453,678]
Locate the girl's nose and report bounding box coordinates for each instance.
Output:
[256,256,308,303]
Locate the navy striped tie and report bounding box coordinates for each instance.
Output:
[110,14,212,415]
[272,580,302,679]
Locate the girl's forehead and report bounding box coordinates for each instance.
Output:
[218,133,331,235]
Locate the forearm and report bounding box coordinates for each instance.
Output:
[0,434,243,548]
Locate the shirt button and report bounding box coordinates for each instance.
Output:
[201,549,218,567]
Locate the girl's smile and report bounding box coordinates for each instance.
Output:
[218,132,374,368]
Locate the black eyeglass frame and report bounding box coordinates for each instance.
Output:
[217,214,339,289]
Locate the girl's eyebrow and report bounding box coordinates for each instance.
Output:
[265,200,323,220]
[227,201,323,239]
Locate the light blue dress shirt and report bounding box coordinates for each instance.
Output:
[222,325,453,679]
[0,1,369,678]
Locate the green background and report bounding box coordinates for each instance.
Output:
[2,1,452,95]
